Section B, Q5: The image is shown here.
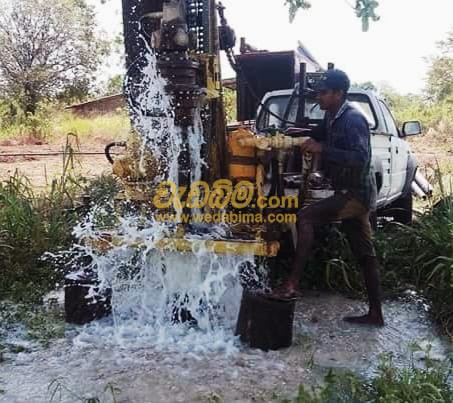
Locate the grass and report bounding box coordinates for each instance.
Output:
[0,173,76,302]
[280,347,453,403]
[0,141,83,302]
[0,135,122,303]
[0,102,130,143]
[48,378,120,403]
[51,111,130,142]
[0,301,65,348]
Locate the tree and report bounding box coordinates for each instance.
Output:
[284,0,380,31]
[426,29,453,102]
[354,81,377,91]
[0,0,109,114]
[104,74,123,96]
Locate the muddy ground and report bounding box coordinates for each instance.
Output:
[0,292,451,403]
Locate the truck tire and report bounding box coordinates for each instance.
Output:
[387,194,413,225]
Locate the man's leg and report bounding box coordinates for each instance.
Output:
[342,215,384,326]
[273,194,352,298]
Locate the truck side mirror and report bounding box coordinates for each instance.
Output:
[402,121,422,137]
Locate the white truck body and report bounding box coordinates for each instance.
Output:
[255,88,419,211]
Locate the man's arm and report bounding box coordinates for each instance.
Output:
[322,115,370,168]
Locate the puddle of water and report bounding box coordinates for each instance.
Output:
[0,293,450,403]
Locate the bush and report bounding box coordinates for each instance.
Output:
[0,99,53,141]
[0,161,123,304]
[0,98,130,143]
[0,173,78,303]
[285,348,452,402]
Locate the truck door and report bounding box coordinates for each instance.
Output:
[347,93,391,203]
[378,100,408,199]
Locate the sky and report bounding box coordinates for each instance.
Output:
[91,0,453,95]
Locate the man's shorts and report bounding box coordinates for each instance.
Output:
[297,192,376,259]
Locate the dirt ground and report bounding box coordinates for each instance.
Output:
[0,142,114,189]
[0,136,451,189]
[0,293,450,403]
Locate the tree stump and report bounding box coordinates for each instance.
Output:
[64,271,111,325]
[235,290,295,351]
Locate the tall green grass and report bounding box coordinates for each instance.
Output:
[51,111,130,142]
[283,348,452,402]
[0,100,130,142]
[0,136,122,304]
[305,168,453,337]
[0,178,78,302]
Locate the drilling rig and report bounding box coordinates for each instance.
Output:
[65,0,333,325]
[99,0,327,258]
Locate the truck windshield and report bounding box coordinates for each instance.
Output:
[257,93,377,131]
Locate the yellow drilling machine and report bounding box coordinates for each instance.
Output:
[65,0,331,329]
[101,0,328,254]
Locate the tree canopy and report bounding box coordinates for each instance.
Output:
[426,30,453,102]
[284,0,380,31]
[0,0,109,114]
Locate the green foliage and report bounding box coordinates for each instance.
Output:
[354,0,380,32]
[285,0,312,23]
[48,378,120,403]
[0,171,79,302]
[0,99,53,140]
[0,101,130,142]
[353,81,377,92]
[0,0,109,114]
[284,0,379,31]
[84,174,122,206]
[380,85,453,132]
[283,349,452,402]
[223,88,237,123]
[52,111,130,142]
[0,301,65,347]
[426,29,453,103]
[0,162,123,304]
[103,75,124,97]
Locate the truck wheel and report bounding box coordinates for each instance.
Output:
[387,194,413,225]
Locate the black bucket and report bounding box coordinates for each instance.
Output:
[64,271,112,325]
[235,290,295,351]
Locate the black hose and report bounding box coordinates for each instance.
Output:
[105,142,127,164]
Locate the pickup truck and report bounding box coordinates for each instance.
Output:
[254,87,423,224]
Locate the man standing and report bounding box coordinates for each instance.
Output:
[273,69,384,327]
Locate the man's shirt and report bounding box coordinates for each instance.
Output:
[313,101,377,210]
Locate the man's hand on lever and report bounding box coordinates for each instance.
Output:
[300,138,323,154]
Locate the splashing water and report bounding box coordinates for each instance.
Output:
[125,50,182,185]
[68,49,260,354]
[188,106,207,185]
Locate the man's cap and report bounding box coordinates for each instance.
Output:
[316,69,350,93]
